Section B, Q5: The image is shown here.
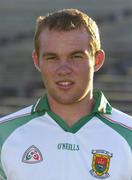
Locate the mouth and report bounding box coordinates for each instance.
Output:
[56,81,74,90]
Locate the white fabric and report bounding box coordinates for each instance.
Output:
[1,112,132,180]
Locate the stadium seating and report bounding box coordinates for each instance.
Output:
[0,0,132,116]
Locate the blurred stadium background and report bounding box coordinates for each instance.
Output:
[0,0,132,117]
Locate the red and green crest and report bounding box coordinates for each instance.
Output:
[90,149,113,179]
[22,145,43,164]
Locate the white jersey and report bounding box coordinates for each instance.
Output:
[0,91,132,180]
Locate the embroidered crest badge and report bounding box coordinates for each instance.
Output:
[90,149,113,179]
[22,145,43,164]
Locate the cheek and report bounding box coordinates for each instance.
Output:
[79,63,94,78]
[39,62,54,76]
[40,65,55,86]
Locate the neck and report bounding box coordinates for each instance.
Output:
[47,94,95,127]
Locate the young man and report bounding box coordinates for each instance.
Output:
[0,9,132,180]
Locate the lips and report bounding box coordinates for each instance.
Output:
[56,81,74,90]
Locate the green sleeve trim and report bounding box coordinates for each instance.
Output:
[96,113,132,150]
[0,169,6,180]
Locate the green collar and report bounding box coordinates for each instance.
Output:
[31,91,112,133]
[32,91,112,114]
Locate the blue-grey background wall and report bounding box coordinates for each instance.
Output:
[0,0,132,116]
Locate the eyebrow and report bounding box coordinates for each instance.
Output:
[70,50,90,58]
[70,50,87,55]
[41,52,57,58]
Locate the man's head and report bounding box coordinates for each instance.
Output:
[34,8,101,57]
[32,8,105,105]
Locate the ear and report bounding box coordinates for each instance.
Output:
[32,50,41,72]
[94,49,105,72]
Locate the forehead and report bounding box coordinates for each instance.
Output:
[39,28,90,51]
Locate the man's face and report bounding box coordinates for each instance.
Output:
[34,28,96,105]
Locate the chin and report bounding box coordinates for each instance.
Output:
[54,96,82,105]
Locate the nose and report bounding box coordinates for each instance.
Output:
[56,61,72,76]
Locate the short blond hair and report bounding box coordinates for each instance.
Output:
[34,8,101,56]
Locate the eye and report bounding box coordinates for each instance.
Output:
[72,54,83,60]
[46,56,57,61]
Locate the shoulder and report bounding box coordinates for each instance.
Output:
[102,108,132,130]
[97,108,132,149]
[0,105,33,124]
[0,105,38,148]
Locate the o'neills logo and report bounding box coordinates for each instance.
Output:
[57,143,80,151]
[90,149,113,179]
